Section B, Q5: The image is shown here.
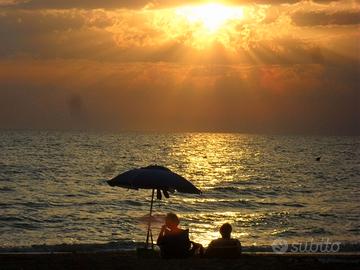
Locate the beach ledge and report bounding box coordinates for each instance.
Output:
[1,251,359,270]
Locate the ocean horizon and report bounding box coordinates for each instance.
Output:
[1,130,359,252]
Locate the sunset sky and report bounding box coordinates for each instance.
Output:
[0,0,359,134]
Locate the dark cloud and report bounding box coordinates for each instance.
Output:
[0,10,86,34]
[0,7,358,66]
[0,10,116,58]
[1,0,339,10]
[292,10,360,26]
[2,0,148,9]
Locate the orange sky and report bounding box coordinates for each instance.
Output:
[0,0,359,134]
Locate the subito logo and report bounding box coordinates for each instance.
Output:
[272,238,288,254]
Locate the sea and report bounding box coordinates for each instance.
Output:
[0,130,359,252]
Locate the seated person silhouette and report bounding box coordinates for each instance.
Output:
[157,213,203,259]
[205,223,242,258]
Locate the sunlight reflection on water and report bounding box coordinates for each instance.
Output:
[0,131,359,249]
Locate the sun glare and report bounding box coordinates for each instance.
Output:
[176,3,244,33]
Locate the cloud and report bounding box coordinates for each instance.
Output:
[1,0,148,9]
[0,9,117,58]
[1,0,340,10]
[0,59,358,134]
[0,0,22,6]
[0,6,358,65]
[0,0,358,134]
[0,10,86,34]
[292,10,360,26]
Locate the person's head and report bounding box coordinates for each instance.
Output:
[220,223,232,239]
[165,213,179,229]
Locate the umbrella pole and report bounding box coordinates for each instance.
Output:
[145,189,155,249]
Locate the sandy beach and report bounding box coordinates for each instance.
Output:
[1,251,359,270]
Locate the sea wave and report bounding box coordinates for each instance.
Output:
[1,131,359,248]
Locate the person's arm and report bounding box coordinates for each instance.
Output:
[157,225,167,245]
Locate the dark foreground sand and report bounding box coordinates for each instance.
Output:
[1,251,359,270]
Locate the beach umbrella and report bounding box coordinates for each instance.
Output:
[107,165,201,249]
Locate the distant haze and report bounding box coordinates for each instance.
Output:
[0,0,359,134]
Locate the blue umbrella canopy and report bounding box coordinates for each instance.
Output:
[107,165,201,249]
[107,165,201,195]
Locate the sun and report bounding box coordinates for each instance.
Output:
[176,3,244,33]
